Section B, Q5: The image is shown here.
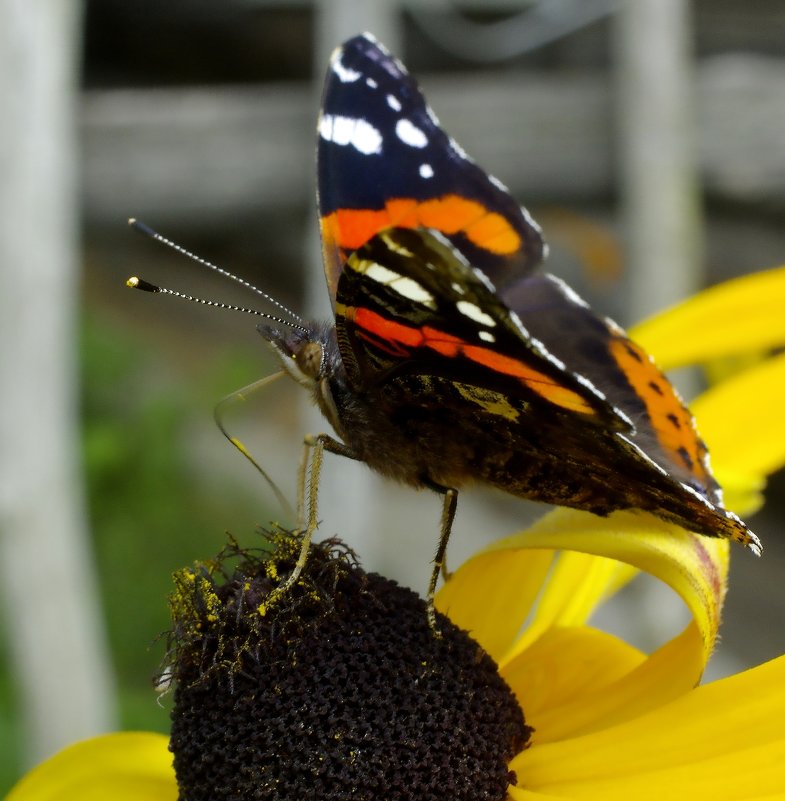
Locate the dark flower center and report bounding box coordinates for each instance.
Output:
[167,529,531,801]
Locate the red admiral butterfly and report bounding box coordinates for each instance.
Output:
[256,33,759,612]
[130,34,759,621]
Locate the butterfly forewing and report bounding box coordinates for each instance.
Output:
[317,33,545,306]
[335,227,627,428]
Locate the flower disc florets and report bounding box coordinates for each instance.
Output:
[166,529,530,801]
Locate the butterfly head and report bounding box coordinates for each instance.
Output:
[260,321,349,439]
[258,321,340,390]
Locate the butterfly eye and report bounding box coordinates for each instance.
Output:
[295,341,325,380]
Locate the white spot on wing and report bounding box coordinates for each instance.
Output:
[363,262,400,284]
[332,55,361,83]
[366,77,378,89]
[479,330,496,343]
[419,163,434,179]
[396,118,428,148]
[392,276,435,306]
[380,231,415,258]
[362,261,436,307]
[386,94,402,111]
[319,114,382,155]
[457,300,497,328]
[450,281,465,295]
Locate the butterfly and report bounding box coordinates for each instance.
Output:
[257,33,759,617]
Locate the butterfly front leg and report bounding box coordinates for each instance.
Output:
[296,434,458,635]
[263,433,360,612]
[296,432,359,531]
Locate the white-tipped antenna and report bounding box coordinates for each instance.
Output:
[125,276,308,333]
[128,217,305,327]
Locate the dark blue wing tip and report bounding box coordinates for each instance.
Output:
[333,32,404,78]
[334,32,380,62]
[349,32,382,52]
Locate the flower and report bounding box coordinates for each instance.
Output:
[165,533,529,800]
[8,266,785,800]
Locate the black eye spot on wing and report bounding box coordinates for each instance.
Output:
[677,446,694,470]
[623,342,644,363]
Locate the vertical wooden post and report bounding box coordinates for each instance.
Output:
[0,0,116,767]
[614,0,704,322]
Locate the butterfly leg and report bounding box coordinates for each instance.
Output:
[427,485,458,635]
[295,438,312,527]
[267,433,358,611]
[296,432,359,529]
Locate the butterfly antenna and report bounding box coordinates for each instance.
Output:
[128,217,305,326]
[126,276,309,333]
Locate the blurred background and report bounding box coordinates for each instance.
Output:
[2,0,785,793]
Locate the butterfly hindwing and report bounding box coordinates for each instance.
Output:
[318,33,545,306]
[501,274,721,503]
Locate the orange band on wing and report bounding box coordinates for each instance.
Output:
[343,306,594,415]
[321,208,391,251]
[349,306,424,348]
[321,194,521,255]
[459,343,594,414]
[610,337,711,482]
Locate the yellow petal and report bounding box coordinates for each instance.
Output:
[437,531,635,663]
[526,621,708,743]
[436,547,554,662]
[508,551,636,656]
[632,265,785,370]
[6,732,175,801]
[509,788,572,800]
[512,653,785,800]
[692,350,785,482]
[502,626,645,741]
[484,508,727,671]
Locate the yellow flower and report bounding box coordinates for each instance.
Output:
[9,266,785,800]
